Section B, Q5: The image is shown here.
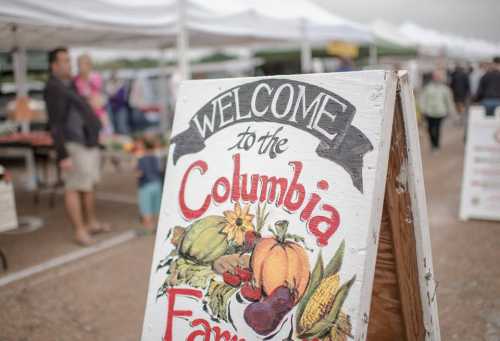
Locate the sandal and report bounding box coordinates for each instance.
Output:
[88,222,112,235]
[75,230,95,247]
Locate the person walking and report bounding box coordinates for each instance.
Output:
[44,47,110,246]
[419,70,457,152]
[450,64,470,124]
[474,57,500,116]
[470,62,487,96]
[106,69,130,135]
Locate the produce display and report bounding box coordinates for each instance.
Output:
[100,134,134,152]
[0,131,53,147]
[156,203,354,340]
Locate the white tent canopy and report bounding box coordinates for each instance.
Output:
[0,0,180,50]
[0,0,306,50]
[367,20,500,61]
[400,22,500,60]
[192,0,372,43]
[371,20,415,48]
[190,0,372,72]
[2,1,498,69]
[0,0,373,76]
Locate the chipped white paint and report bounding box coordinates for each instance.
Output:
[356,70,398,341]
[396,158,409,193]
[399,71,441,341]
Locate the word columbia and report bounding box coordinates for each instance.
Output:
[178,153,341,246]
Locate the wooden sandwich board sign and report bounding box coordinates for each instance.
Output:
[459,106,500,221]
[141,70,440,341]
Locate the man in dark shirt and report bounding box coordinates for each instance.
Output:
[450,65,470,122]
[474,56,500,116]
[44,47,109,246]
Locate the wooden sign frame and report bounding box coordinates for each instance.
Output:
[367,72,440,341]
[141,71,440,341]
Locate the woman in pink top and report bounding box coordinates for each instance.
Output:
[74,54,112,134]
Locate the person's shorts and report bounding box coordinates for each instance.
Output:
[63,142,101,192]
[138,181,162,216]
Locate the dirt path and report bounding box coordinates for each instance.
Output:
[0,235,154,341]
[0,121,499,341]
[421,122,500,341]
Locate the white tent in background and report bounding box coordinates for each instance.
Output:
[371,20,415,48]
[0,0,180,50]
[194,0,372,43]
[368,20,416,65]
[0,0,373,80]
[192,0,372,72]
[400,22,500,60]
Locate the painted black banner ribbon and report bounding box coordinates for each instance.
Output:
[171,79,373,192]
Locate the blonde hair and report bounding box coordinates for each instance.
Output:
[77,53,93,75]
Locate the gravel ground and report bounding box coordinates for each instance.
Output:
[0,121,499,341]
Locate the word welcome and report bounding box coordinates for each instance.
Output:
[178,153,340,246]
[193,80,346,141]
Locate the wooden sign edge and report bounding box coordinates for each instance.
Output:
[355,70,399,340]
[359,71,441,341]
[398,71,441,341]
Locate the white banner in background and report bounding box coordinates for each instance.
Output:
[0,180,18,232]
[460,106,500,221]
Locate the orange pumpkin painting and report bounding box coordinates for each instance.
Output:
[251,220,310,302]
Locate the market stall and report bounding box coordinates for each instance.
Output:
[0,0,373,80]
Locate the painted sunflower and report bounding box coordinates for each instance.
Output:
[222,202,255,245]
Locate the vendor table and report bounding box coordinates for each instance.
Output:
[0,131,53,181]
[0,146,67,208]
[0,144,37,190]
[0,132,143,203]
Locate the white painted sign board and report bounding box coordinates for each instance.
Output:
[141,71,440,341]
[460,106,500,221]
[0,180,18,232]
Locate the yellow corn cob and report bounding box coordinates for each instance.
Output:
[298,273,340,332]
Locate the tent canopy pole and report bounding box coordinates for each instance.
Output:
[300,19,312,73]
[11,25,28,98]
[158,47,170,133]
[11,25,30,132]
[13,48,28,98]
[369,43,378,66]
[177,0,190,80]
